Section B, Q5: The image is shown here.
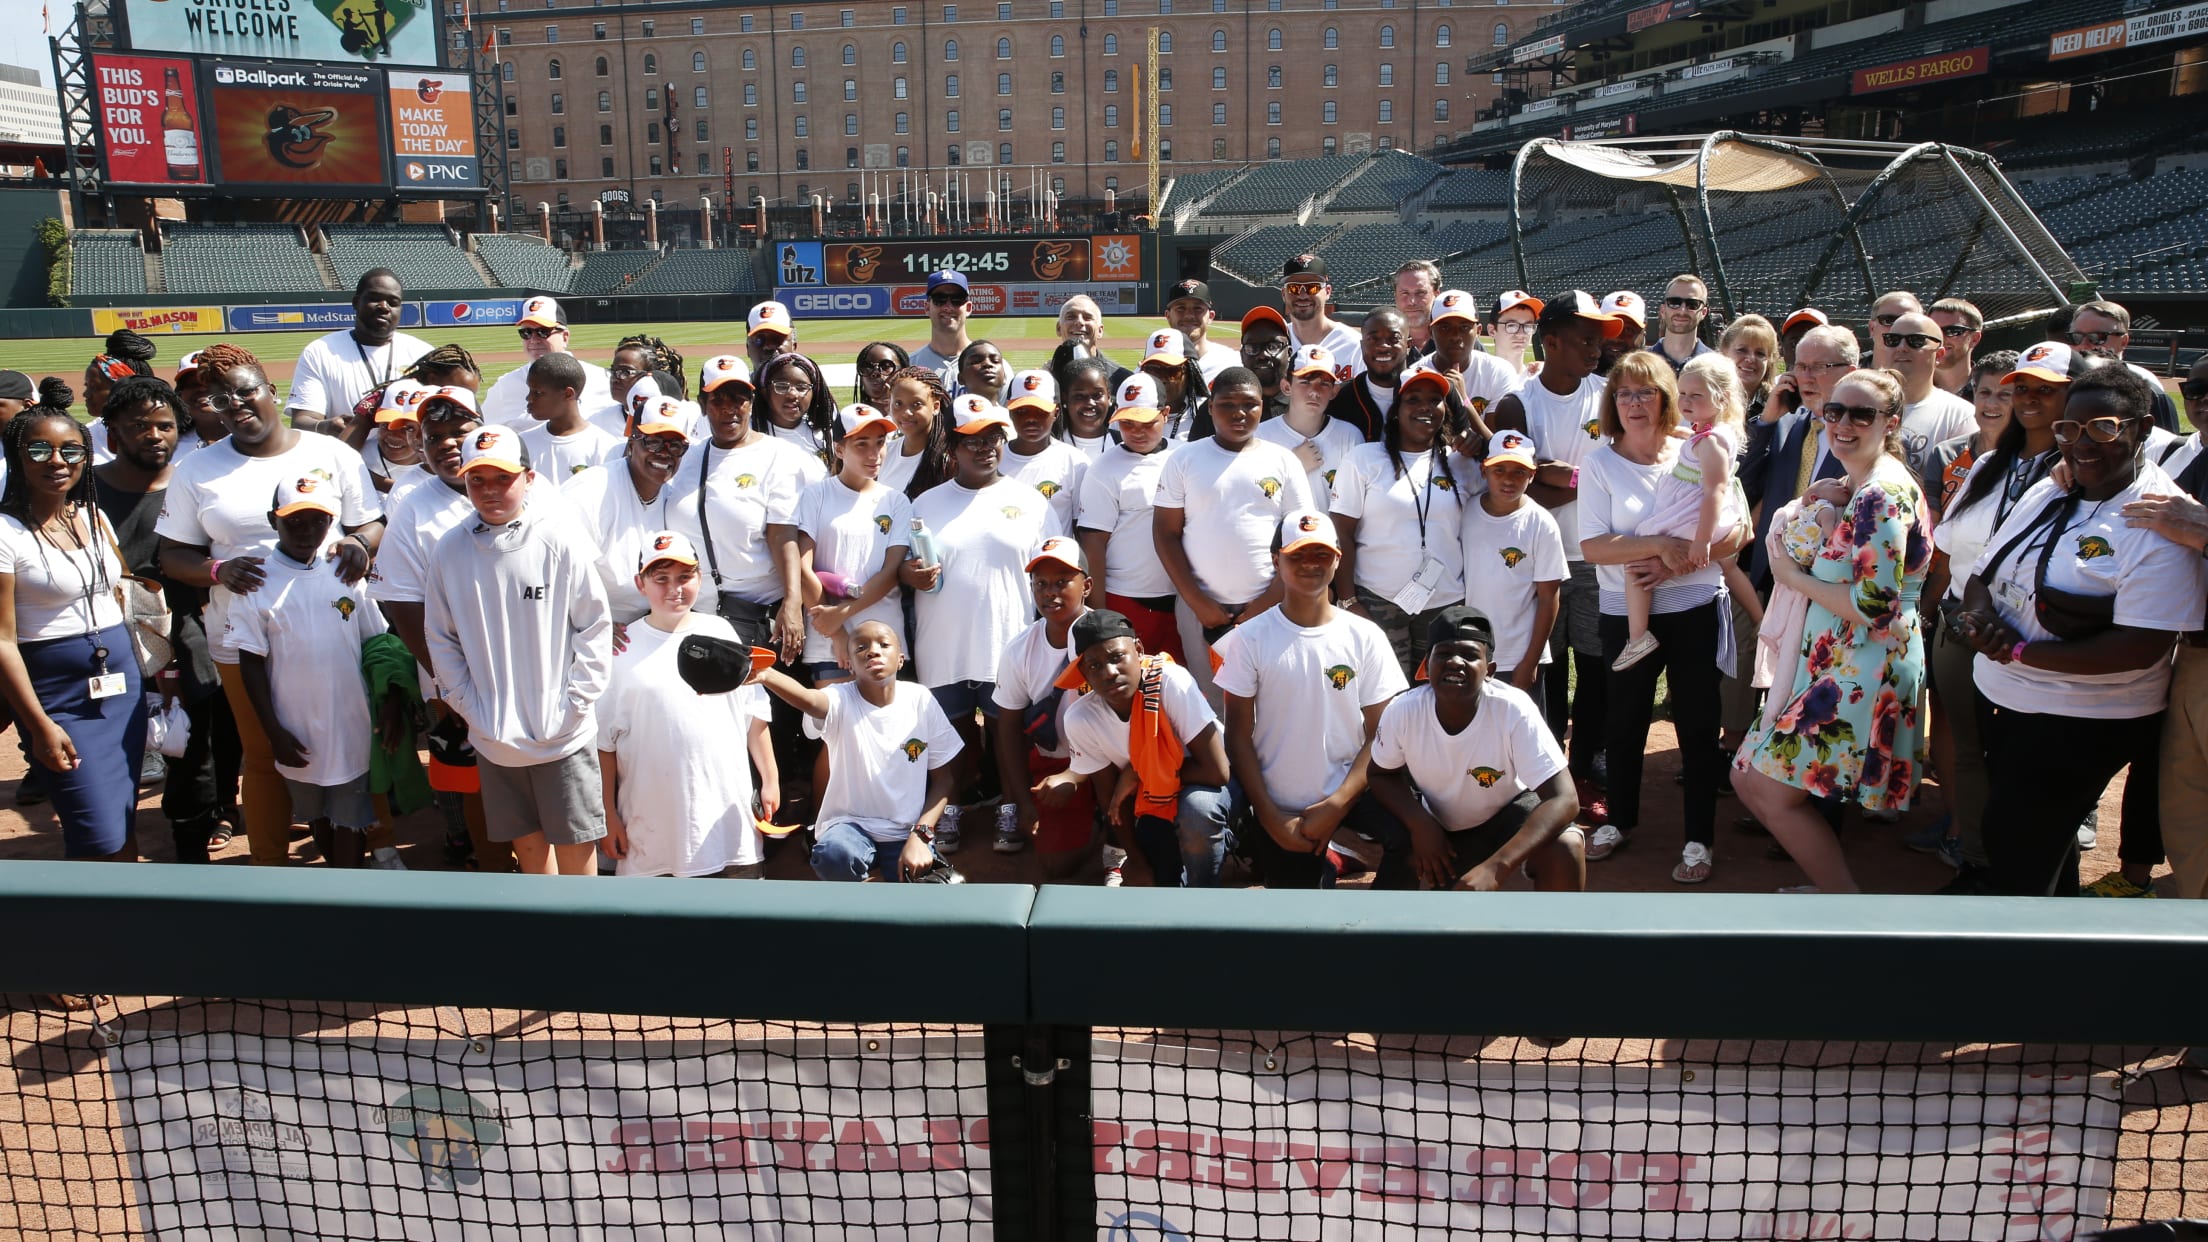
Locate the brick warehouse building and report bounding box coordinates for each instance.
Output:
[466,0,1560,212]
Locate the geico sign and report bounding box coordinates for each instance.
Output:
[791,292,876,311]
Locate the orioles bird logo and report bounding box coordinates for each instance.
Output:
[875,514,893,533]
[473,431,499,450]
[1324,664,1355,689]
[1500,547,1527,568]
[1034,240,1077,279]
[334,596,356,619]
[734,473,759,489]
[294,476,321,494]
[2077,535,2115,560]
[846,245,885,282]
[1258,478,1283,499]
[717,358,736,372]
[1023,374,1045,393]
[2023,344,2055,365]
[901,738,928,761]
[1037,481,1061,498]
[653,534,676,552]
[1469,766,1503,788]
[264,105,339,169]
[1001,506,1023,520]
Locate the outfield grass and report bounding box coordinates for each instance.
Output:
[9,317,1210,382]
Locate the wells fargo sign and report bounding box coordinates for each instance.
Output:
[1850,46,1989,95]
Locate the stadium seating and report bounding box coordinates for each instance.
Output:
[68,230,148,297]
[1160,166,1250,220]
[1202,154,1369,217]
[572,249,666,294]
[474,234,576,291]
[159,222,328,295]
[619,248,759,295]
[1325,151,1448,214]
[1211,224,1338,284]
[1321,223,1437,291]
[323,224,486,292]
[1428,169,1513,211]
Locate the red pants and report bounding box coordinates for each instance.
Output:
[1026,750,1097,854]
[1107,593,1184,664]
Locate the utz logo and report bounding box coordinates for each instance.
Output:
[379,1087,505,1191]
[1324,664,1356,690]
[1258,478,1283,499]
[1036,481,1061,498]
[734,473,759,490]
[874,514,893,533]
[2077,535,2115,560]
[1469,766,1504,788]
[1500,546,1527,568]
[901,738,928,762]
[334,596,356,619]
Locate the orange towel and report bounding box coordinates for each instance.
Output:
[1128,653,1187,822]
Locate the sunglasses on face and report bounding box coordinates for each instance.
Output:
[23,441,88,465]
[2052,415,2136,445]
[2070,330,2121,347]
[608,365,646,379]
[631,434,690,457]
[517,326,558,340]
[1881,333,1940,350]
[859,358,901,373]
[928,292,967,306]
[1283,281,1325,296]
[2181,380,2208,401]
[1821,403,1882,426]
[1663,296,1705,310]
[1940,323,1977,338]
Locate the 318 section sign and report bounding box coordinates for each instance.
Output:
[824,240,1092,285]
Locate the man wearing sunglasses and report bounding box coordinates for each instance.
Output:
[1645,275,1713,373]
[1928,298,1983,397]
[287,269,430,433]
[1885,310,1975,487]
[1280,255,1361,382]
[481,297,612,430]
[2070,300,2181,432]
[1866,291,1924,371]
[908,270,975,379]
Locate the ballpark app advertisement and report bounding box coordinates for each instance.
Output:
[204,60,388,191]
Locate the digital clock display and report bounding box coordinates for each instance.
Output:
[824,239,1093,285]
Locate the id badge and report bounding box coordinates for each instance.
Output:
[89,672,128,700]
[1391,556,1446,614]
[1993,575,2032,620]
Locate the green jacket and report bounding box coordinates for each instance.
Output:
[361,632,433,818]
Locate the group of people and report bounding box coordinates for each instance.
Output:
[4,259,2205,904]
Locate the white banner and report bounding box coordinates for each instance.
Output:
[110,1033,991,1240]
[1091,1042,2120,1241]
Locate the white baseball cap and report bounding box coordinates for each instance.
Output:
[1430,289,1479,326]
[746,301,793,338]
[1006,369,1058,414]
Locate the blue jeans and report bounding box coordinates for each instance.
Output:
[810,819,937,881]
[1131,781,1239,888]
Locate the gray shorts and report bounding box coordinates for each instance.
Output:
[1558,561,1604,657]
[283,774,376,831]
[479,748,608,846]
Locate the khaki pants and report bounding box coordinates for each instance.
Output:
[2158,644,2208,900]
[218,663,396,866]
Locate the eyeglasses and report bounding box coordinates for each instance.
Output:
[631,434,690,457]
[1939,323,1977,338]
[1872,313,1905,328]
[421,421,484,442]
[1663,296,1705,310]
[1243,338,1289,355]
[1494,320,1537,334]
[769,380,814,396]
[1613,387,1662,406]
[1881,332,1940,351]
[1820,403,1883,427]
[859,358,902,373]
[2181,380,2208,401]
[206,382,266,411]
[608,365,646,379]
[2070,330,2122,347]
[1283,281,1325,296]
[927,292,967,306]
[2052,415,2136,445]
[517,326,558,340]
[1799,359,1855,373]
[23,442,88,465]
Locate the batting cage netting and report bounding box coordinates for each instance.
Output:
[1506,134,2088,327]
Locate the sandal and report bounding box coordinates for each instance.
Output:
[1671,842,1714,884]
[1585,824,1631,861]
[1611,633,1661,672]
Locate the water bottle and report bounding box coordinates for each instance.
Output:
[908,517,943,593]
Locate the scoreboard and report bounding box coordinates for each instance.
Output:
[773,235,1149,319]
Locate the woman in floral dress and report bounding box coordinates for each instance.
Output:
[1735,367,1932,892]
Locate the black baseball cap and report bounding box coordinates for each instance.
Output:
[1427,606,1496,652]
[1054,609,1142,689]
[678,634,753,695]
[1167,279,1212,306]
[1282,254,1327,282]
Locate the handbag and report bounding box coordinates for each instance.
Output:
[100,515,173,676]
[1975,492,2116,643]
[694,443,781,651]
[147,696,191,759]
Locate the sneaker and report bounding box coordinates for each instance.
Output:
[1102,843,1127,888]
[2076,818,2098,850]
[934,805,963,854]
[1610,632,1661,672]
[2080,871,2156,898]
[1574,778,1609,827]
[369,847,407,871]
[138,751,167,786]
[1933,837,1968,871]
[992,803,1026,853]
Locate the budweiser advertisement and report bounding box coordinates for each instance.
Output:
[93,54,211,187]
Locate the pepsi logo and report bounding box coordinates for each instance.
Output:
[450,303,471,320]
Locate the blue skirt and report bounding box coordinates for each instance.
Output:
[22,622,146,857]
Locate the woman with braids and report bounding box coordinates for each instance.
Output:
[334,343,481,495]
[84,328,157,467]
[853,341,908,411]
[606,334,686,433]
[879,365,953,498]
[755,352,838,466]
[1328,362,1469,680]
[405,342,483,394]
[1057,354,1117,459]
[0,398,145,862]
[155,343,385,868]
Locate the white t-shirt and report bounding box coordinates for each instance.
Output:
[1970,466,2207,719]
[1287,320,1365,381]
[1076,442,1177,599]
[877,437,927,495]
[1194,338,1242,385]
[1577,441,1723,608]
[483,356,614,429]
[227,553,388,787]
[563,463,681,624]
[2148,426,2201,475]
[1064,657,1218,776]
[793,474,913,664]
[1511,372,1608,560]
[1003,439,1089,531]
[1451,349,1524,418]
[285,329,430,424]
[1900,389,1975,481]
[155,432,382,663]
[1330,443,1469,599]
[1929,454,2026,604]
[1153,436,1315,606]
[520,421,626,483]
[0,512,125,641]
[815,678,965,842]
[1370,680,1567,831]
[1072,433,1111,463]
[770,420,832,467]
[1213,605,1407,811]
[1460,497,1568,672]
[598,615,773,876]
[665,435,827,610]
[909,476,1062,687]
[1255,414,1366,506]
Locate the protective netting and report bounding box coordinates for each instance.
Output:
[1092,1029,2208,1241]
[1,998,988,1240]
[1510,136,2088,327]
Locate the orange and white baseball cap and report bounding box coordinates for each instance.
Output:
[1555,290,1625,338]
[746,301,793,338]
[1111,373,1164,423]
[2005,342,2082,386]
[1024,535,1087,575]
[1006,369,1058,414]
[174,350,206,382]
[1290,344,1339,380]
[950,392,1013,434]
[1141,329,1190,368]
[839,402,896,437]
[1484,430,1538,471]
[1398,361,1453,394]
[1495,290,1544,318]
[374,380,428,424]
[517,296,566,328]
[1602,290,1647,328]
[633,395,696,439]
[417,385,480,420]
[639,529,700,570]
[699,355,754,392]
[1781,308,1829,334]
[1430,289,1480,326]
[271,473,342,518]
[458,424,530,476]
[1278,508,1341,555]
[1241,305,1288,333]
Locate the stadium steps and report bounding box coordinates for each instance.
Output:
[467,250,499,286]
[474,233,579,292]
[312,250,342,291]
[145,250,165,294]
[1162,166,1256,229]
